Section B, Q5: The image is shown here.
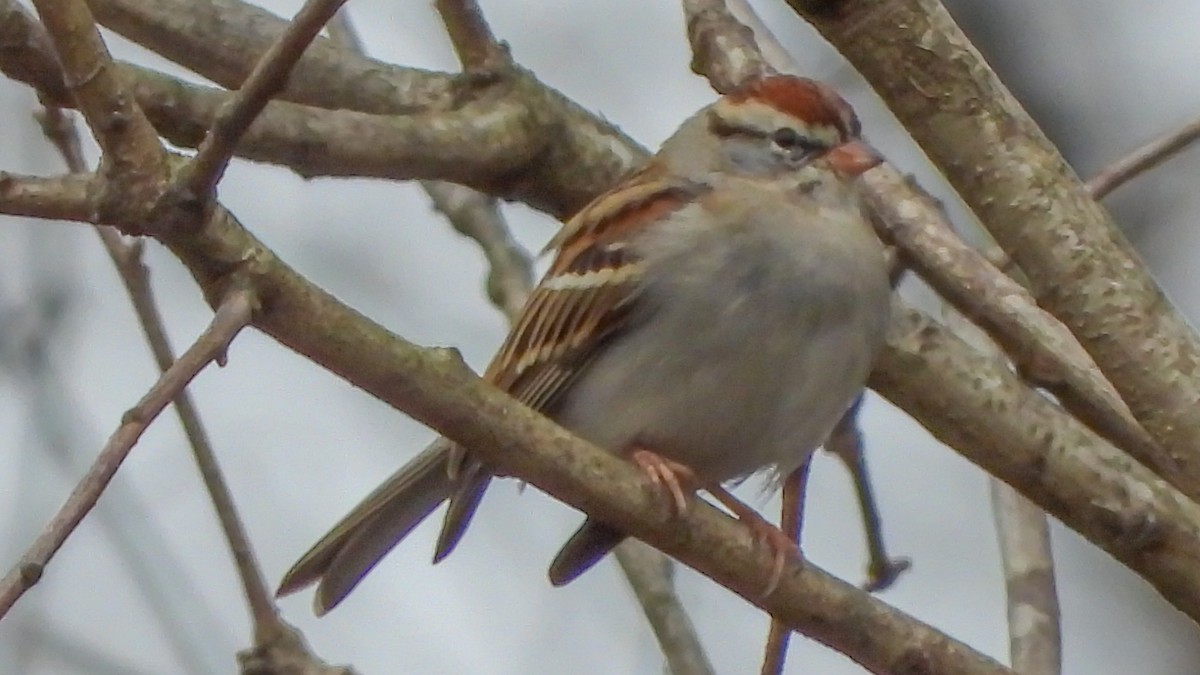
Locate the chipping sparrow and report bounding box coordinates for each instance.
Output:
[278,75,891,614]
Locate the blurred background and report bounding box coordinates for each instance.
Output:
[1,1,1198,673]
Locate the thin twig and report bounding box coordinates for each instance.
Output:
[1086,115,1200,199]
[0,289,256,620]
[37,72,286,644]
[991,482,1062,675]
[181,0,349,200]
[615,543,716,675]
[422,181,533,322]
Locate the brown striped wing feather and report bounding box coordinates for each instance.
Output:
[485,167,708,413]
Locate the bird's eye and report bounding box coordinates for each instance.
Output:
[771,128,821,154]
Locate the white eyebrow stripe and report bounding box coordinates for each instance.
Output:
[712,99,842,146]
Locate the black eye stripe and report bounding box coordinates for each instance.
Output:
[771,128,824,152]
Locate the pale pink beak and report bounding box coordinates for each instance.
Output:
[825,140,883,178]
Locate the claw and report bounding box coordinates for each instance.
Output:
[630,448,697,516]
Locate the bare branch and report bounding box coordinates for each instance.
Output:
[181,0,349,200]
[682,0,773,92]
[0,172,94,222]
[422,181,533,322]
[0,0,70,105]
[0,289,256,619]
[4,0,645,220]
[434,0,507,72]
[88,0,458,115]
[1087,115,1200,199]
[615,543,716,675]
[991,482,1062,675]
[947,302,1062,675]
[791,0,1200,475]
[862,166,1179,493]
[873,301,1200,623]
[28,0,166,191]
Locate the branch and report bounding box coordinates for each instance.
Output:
[615,543,716,675]
[181,0,349,200]
[0,0,69,105]
[434,0,507,72]
[946,304,1062,675]
[29,0,167,196]
[683,0,774,91]
[1086,114,1200,199]
[88,0,459,115]
[86,0,645,220]
[872,301,1200,623]
[825,402,910,592]
[862,166,1178,494]
[0,289,256,619]
[0,0,651,221]
[423,181,534,322]
[0,172,93,222]
[790,0,1200,477]
[991,482,1062,675]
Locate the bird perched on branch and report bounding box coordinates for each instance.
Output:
[278,74,891,615]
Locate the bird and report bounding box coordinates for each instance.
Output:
[277,74,892,615]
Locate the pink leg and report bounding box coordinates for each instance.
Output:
[630,448,697,515]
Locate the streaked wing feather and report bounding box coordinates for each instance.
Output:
[486,168,708,412]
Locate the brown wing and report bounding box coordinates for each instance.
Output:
[485,167,708,413]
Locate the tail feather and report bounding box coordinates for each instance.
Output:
[547,519,627,586]
[279,438,471,614]
[434,459,493,563]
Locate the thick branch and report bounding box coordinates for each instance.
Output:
[84,0,644,219]
[872,302,1200,622]
[863,166,1177,493]
[87,0,458,115]
[792,0,1200,478]
[683,0,774,90]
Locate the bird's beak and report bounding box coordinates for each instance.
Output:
[825,140,883,178]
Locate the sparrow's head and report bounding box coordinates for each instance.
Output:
[661,75,881,180]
